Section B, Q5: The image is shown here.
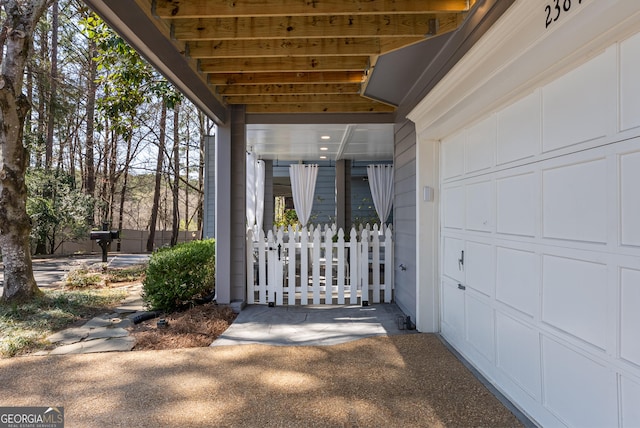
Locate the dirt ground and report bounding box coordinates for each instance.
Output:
[128,303,237,350]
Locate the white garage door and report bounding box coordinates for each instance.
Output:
[439,39,640,427]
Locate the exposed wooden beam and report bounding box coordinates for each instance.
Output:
[224,93,378,104]
[200,56,369,73]
[172,13,458,40]
[188,38,382,58]
[208,71,364,85]
[245,102,396,114]
[154,0,471,19]
[217,83,362,96]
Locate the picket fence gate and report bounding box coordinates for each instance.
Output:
[246,224,393,306]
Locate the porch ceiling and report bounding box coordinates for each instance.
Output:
[83,0,474,119]
[247,122,394,161]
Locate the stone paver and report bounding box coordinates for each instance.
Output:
[46,327,90,345]
[86,327,129,340]
[48,336,136,355]
[39,285,146,355]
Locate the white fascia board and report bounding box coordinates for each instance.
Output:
[408,0,640,141]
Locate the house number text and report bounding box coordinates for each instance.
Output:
[545,0,583,29]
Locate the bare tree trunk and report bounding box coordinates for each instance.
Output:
[108,128,117,225]
[84,37,97,201]
[45,0,57,169]
[0,0,51,302]
[117,127,134,251]
[184,112,189,231]
[100,116,109,222]
[35,24,47,168]
[170,103,180,246]
[25,62,33,160]
[147,101,167,252]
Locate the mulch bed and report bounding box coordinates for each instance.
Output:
[129,303,237,350]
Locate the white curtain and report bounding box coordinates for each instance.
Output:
[255,159,265,230]
[367,164,394,224]
[289,164,318,227]
[246,152,265,231]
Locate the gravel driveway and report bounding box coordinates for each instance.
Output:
[0,334,524,427]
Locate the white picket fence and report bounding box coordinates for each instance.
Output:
[246,224,393,306]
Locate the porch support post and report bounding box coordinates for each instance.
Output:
[335,159,351,230]
[215,120,232,304]
[215,105,247,307]
[203,135,216,238]
[230,105,247,305]
[263,160,274,231]
[415,137,440,332]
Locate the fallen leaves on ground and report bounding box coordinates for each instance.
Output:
[129,303,236,351]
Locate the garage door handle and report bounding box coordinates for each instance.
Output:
[458,250,464,270]
[458,283,466,290]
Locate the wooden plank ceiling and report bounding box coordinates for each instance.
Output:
[142,0,473,114]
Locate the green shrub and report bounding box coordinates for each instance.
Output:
[142,239,215,311]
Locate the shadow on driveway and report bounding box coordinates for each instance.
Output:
[0,334,526,427]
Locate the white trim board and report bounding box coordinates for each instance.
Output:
[408,0,640,141]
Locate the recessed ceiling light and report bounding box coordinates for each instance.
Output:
[319,155,327,159]
[320,147,328,151]
[321,135,331,140]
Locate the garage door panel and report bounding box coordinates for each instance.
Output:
[543,158,607,243]
[496,247,538,317]
[621,376,640,428]
[443,237,465,282]
[621,150,640,247]
[542,337,618,428]
[466,295,494,362]
[621,32,640,132]
[497,172,536,237]
[497,91,541,164]
[442,279,465,339]
[621,267,640,366]
[542,255,608,349]
[496,313,541,399]
[542,47,616,152]
[465,115,496,173]
[442,132,465,180]
[466,181,493,232]
[465,241,493,296]
[443,185,464,230]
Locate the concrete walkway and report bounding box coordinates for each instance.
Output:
[212,303,418,347]
[40,290,417,354]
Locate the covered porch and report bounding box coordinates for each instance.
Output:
[82,0,507,324]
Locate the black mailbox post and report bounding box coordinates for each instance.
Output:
[90,222,119,262]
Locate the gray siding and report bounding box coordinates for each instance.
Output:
[351,177,375,225]
[312,164,335,225]
[393,119,417,321]
[263,160,274,230]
